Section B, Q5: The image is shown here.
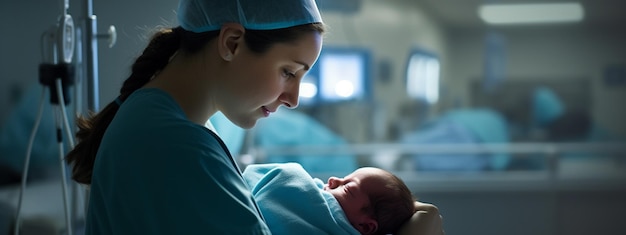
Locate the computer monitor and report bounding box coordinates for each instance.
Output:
[302,47,371,104]
[405,49,440,104]
[298,73,319,106]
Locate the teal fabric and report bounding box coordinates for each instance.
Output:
[87,88,270,235]
[402,108,511,171]
[242,163,360,235]
[442,109,509,145]
[401,120,488,171]
[177,0,323,32]
[442,109,510,170]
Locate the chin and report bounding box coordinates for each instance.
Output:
[235,119,258,129]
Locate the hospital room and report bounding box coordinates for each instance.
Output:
[1,0,625,234]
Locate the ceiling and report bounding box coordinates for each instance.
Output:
[412,0,626,30]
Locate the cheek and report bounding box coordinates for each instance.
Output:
[234,58,286,102]
[329,189,345,203]
[250,71,285,97]
[232,65,275,90]
[339,200,360,223]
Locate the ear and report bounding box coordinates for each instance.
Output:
[217,23,245,61]
[357,218,378,235]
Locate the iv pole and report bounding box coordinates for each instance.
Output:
[83,0,116,113]
[84,0,99,112]
[12,0,115,234]
[14,0,77,234]
[64,0,116,231]
[77,0,117,226]
[75,0,99,227]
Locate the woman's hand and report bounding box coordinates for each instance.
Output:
[397,201,445,235]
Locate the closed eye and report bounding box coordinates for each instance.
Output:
[345,184,355,198]
[282,69,296,79]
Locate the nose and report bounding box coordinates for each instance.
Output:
[278,81,300,109]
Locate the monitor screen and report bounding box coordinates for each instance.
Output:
[298,74,319,106]
[405,49,440,104]
[303,47,371,104]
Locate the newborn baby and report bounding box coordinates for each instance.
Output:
[242,163,415,235]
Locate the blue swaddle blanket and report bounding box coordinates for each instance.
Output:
[242,163,360,235]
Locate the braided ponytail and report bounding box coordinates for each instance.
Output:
[66,27,183,184]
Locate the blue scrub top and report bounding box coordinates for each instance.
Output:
[87,88,271,235]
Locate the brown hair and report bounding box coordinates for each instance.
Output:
[370,171,415,235]
[65,23,325,184]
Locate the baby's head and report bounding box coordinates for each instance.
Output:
[324,167,415,235]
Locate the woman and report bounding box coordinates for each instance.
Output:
[65,0,444,234]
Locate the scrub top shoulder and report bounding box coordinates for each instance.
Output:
[86,88,271,235]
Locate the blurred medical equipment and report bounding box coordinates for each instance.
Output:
[300,46,372,105]
[399,108,510,171]
[252,141,626,169]
[82,0,117,112]
[10,0,117,234]
[406,49,440,105]
[210,109,358,175]
[396,86,592,171]
[13,0,76,234]
[249,109,357,175]
[398,87,548,172]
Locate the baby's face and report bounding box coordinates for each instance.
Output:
[324,167,389,233]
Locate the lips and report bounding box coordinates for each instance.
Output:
[261,106,272,117]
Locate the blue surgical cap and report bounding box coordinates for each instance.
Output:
[177,0,323,33]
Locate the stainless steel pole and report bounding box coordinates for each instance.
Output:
[84,0,99,112]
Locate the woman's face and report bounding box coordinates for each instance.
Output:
[219,31,323,129]
[324,167,389,234]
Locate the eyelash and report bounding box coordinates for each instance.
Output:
[283,69,296,79]
[344,184,355,197]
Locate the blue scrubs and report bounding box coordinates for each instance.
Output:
[87,88,270,235]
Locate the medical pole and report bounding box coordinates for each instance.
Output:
[14,0,77,234]
[83,0,99,112]
[77,0,117,221]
